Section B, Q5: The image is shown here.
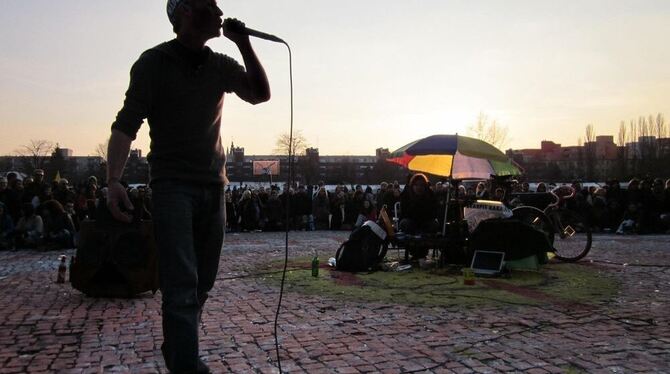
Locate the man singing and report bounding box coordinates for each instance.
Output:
[106,0,270,372]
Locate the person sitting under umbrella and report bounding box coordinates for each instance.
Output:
[399,174,440,260]
[399,173,440,235]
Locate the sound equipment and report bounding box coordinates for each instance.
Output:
[468,218,552,262]
[71,219,159,298]
[464,199,513,232]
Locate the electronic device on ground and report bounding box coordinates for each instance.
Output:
[470,250,505,276]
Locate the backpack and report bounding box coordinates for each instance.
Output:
[71,219,159,298]
[335,220,388,272]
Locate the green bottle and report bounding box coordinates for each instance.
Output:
[311,252,319,278]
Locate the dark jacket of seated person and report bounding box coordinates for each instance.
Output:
[399,173,439,234]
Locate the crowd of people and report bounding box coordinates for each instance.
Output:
[2,169,670,251]
[0,169,151,250]
[223,176,670,236]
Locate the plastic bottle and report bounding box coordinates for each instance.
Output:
[462,267,475,286]
[311,251,319,277]
[57,255,67,283]
[68,255,76,283]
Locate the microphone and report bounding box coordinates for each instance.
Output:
[223,18,284,43]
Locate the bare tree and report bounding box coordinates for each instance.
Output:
[617,121,627,147]
[632,119,639,139]
[274,130,309,156]
[657,113,670,166]
[616,121,628,179]
[639,116,649,139]
[617,113,668,176]
[94,137,110,162]
[574,136,584,178]
[14,139,54,171]
[653,113,666,142]
[627,119,638,175]
[583,124,597,180]
[639,116,655,171]
[585,124,596,143]
[468,112,509,149]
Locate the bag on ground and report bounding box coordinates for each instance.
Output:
[335,220,388,272]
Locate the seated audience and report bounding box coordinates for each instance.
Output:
[294,185,312,230]
[330,187,346,230]
[54,179,75,206]
[32,184,53,209]
[0,202,14,250]
[617,179,642,234]
[15,203,43,248]
[606,180,625,230]
[342,190,361,230]
[128,187,152,221]
[223,190,235,232]
[64,201,80,233]
[648,178,666,233]
[661,178,670,232]
[354,199,378,228]
[5,168,670,241]
[264,189,283,231]
[492,187,505,201]
[40,200,76,249]
[22,169,45,204]
[4,173,23,224]
[0,177,8,207]
[239,190,260,232]
[312,186,331,230]
[590,188,608,232]
[475,182,489,199]
[637,178,656,234]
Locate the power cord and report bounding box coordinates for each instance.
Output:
[273,40,293,374]
[588,259,670,268]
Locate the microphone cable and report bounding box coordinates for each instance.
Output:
[222,22,292,372]
[273,40,293,374]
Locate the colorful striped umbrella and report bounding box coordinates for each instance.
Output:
[387,134,521,179]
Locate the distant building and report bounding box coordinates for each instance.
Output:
[3,132,668,185]
[54,148,74,158]
[0,147,148,184]
[129,149,142,158]
[224,143,405,185]
[508,135,670,181]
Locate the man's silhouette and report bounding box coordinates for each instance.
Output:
[106,0,270,372]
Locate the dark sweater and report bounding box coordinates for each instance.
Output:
[112,39,248,184]
[400,187,438,223]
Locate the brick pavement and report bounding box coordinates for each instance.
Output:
[0,232,669,373]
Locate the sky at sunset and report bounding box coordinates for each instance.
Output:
[1,0,669,157]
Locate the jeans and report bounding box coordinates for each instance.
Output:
[151,180,225,373]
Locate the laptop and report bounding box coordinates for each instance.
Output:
[470,250,505,276]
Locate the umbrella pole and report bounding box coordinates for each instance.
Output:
[442,147,457,236]
[442,182,450,236]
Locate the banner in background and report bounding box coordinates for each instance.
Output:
[252,160,280,176]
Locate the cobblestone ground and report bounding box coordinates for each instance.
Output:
[1,232,669,373]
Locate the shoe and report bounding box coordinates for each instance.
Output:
[197,359,211,374]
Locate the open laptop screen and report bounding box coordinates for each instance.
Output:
[470,250,505,274]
